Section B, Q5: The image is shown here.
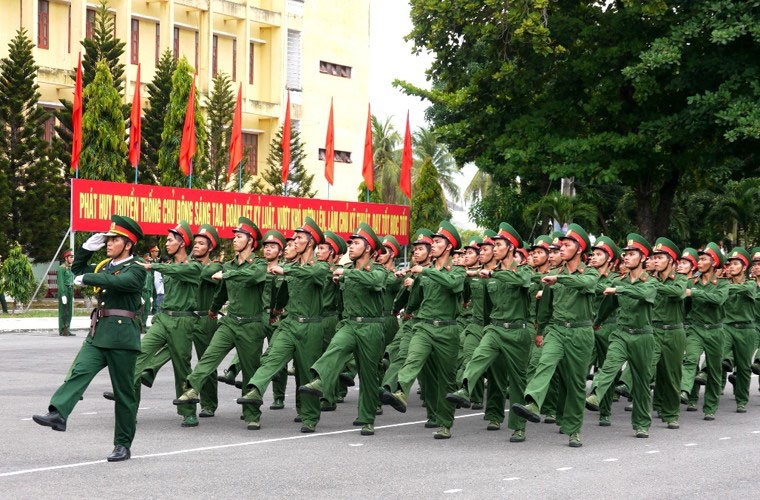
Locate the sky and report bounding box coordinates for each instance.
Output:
[368,0,479,229]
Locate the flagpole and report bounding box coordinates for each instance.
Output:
[134,162,138,184]
[366,188,369,203]
[238,161,242,192]
[189,159,193,188]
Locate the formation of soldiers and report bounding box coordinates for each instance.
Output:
[33,213,760,460]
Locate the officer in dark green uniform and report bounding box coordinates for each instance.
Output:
[382,221,466,440]
[299,223,387,435]
[237,217,329,433]
[34,215,146,462]
[57,250,75,336]
[721,247,756,412]
[447,223,533,443]
[512,224,597,448]
[680,242,728,420]
[174,217,269,430]
[585,233,656,438]
[376,235,403,348]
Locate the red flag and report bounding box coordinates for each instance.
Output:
[400,112,413,199]
[178,74,197,176]
[362,104,374,191]
[70,53,83,173]
[128,64,141,168]
[324,98,335,185]
[281,90,291,186]
[227,84,243,181]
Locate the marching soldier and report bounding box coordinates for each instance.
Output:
[57,250,75,336]
[33,215,146,462]
[376,235,403,348]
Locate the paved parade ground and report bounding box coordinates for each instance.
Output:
[2,325,759,498]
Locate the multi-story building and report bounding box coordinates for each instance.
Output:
[0,0,370,200]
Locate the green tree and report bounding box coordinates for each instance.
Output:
[410,157,450,236]
[261,126,315,197]
[141,49,177,184]
[412,127,460,202]
[206,72,236,191]
[372,115,402,204]
[0,244,36,310]
[523,192,598,232]
[357,180,383,203]
[469,182,534,238]
[158,57,209,188]
[464,169,492,204]
[79,60,127,181]
[0,29,68,260]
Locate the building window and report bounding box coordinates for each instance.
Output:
[155,23,160,64]
[38,0,49,49]
[248,43,254,85]
[212,35,218,76]
[287,30,301,91]
[319,61,351,79]
[232,39,237,81]
[242,133,258,175]
[130,19,139,65]
[41,107,56,144]
[173,27,179,59]
[318,149,352,163]
[194,31,199,70]
[85,9,95,39]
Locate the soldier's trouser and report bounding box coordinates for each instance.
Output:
[51,341,137,447]
[382,319,416,391]
[263,322,287,402]
[311,320,385,425]
[527,337,559,418]
[58,293,73,335]
[681,325,724,415]
[722,324,755,407]
[524,325,594,435]
[592,324,616,417]
[592,329,654,431]
[463,324,532,431]
[383,314,400,348]
[248,319,322,426]
[397,322,459,428]
[652,326,686,423]
[320,314,340,404]
[134,314,195,418]
[188,317,266,422]
[457,324,485,404]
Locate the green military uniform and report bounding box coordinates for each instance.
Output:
[139,264,154,334]
[513,224,597,445]
[261,229,289,409]
[35,215,146,458]
[680,242,728,418]
[751,248,760,379]
[380,235,403,347]
[319,231,347,407]
[588,233,656,435]
[239,217,329,431]
[384,221,466,439]
[721,247,757,411]
[57,250,75,336]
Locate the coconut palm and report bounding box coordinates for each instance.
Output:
[464,168,493,203]
[523,192,597,229]
[412,127,460,202]
[371,115,402,204]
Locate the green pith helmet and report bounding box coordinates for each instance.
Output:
[549,231,564,249]
[169,220,193,247]
[294,216,324,245]
[699,242,725,268]
[726,247,750,267]
[561,224,591,252]
[382,234,402,257]
[261,229,286,249]
[481,229,497,246]
[232,216,262,242]
[433,220,462,250]
[592,236,621,262]
[463,236,482,251]
[622,233,653,258]
[194,224,221,250]
[530,235,553,251]
[651,237,680,262]
[680,247,698,269]
[413,228,434,246]
[493,222,523,248]
[350,223,383,253]
[324,230,348,255]
[104,214,143,244]
[751,247,760,263]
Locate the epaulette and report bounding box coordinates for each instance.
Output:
[445,265,451,271]
[365,265,372,271]
[640,274,647,282]
[712,278,718,285]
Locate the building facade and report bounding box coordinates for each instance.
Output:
[0,0,370,200]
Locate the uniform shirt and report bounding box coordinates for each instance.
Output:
[597,272,657,329]
[686,275,728,325]
[340,261,386,317]
[56,264,74,298]
[723,279,757,323]
[211,254,268,316]
[483,264,531,322]
[416,257,466,322]
[466,269,488,325]
[593,270,619,325]
[537,263,598,333]
[198,260,223,312]
[652,272,687,324]
[321,263,340,314]
[281,257,329,318]
[151,260,201,312]
[382,270,402,314]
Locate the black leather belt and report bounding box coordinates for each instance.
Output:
[620,326,653,335]
[419,318,458,326]
[227,313,262,324]
[652,323,684,331]
[491,320,528,330]
[294,316,322,324]
[554,320,593,328]
[726,322,755,329]
[162,310,196,317]
[690,322,723,330]
[347,316,386,324]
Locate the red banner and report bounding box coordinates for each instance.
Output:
[72,179,411,244]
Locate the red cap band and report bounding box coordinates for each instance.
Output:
[356,229,376,250]
[110,223,138,244]
[627,240,650,257]
[564,232,586,251]
[171,225,192,247]
[497,229,519,248]
[298,225,320,243]
[594,243,613,260]
[704,248,720,267]
[437,228,457,247]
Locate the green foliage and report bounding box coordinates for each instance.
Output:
[411,157,450,236]
[206,73,244,191]
[523,192,597,232]
[357,181,383,203]
[141,49,177,184]
[0,29,68,260]
[413,127,460,202]
[260,126,315,198]
[0,244,36,307]
[158,57,209,188]
[79,60,127,181]
[469,182,533,237]
[371,115,402,204]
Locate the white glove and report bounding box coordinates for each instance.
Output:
[74,275,84,286]
[83,233,107,251]
[61,296,67,305]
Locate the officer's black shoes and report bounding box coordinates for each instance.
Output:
[694,371,707,386]
[510,430,526,442]
[217,369,237,386]
[174,388,200,405]
[140,370,155,388]
[511,402,541,423]
[353,419,365,427]
[294,416,302,423]
[106,445,130,462]
[704,413,715,421]
[300,424,316,433]
[320,401,337,412]
[380,389,408,413]
[584,393,600,412]
[103,391,115,401]
[722,359,733,373]
[471,402,484,410]
[614,383,632,399]
[269,399,285,410]
[425,419,439,429]
[32,411,66,432]
[236,387,263,406]
[298,379,324,398]
[339,372,356,387]
[445,389,472,408]
[680,391,689,404]
[199,408,215,418]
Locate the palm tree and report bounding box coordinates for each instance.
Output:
[713,178,760,246]
[371,115,402,204]
[464,168,492,203]
[523,192,597,230]
[412,127,460,202]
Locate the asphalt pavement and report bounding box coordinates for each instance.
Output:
[1,322,759,498]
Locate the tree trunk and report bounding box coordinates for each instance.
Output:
[635,169,679,242]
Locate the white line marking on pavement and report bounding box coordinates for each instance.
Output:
[20,418,32,421]
[719,437,731,440]
[138,407,151,410]
[349,443,363,447]
[443,489,462,494]
[603,458,618,462]
[684,443,698,447]
[80,412,97,415]
[645,450,659,454]
[503,477,520,481]
[0,412,487,478]
[556,467,573,471]
[751,431,760,434]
